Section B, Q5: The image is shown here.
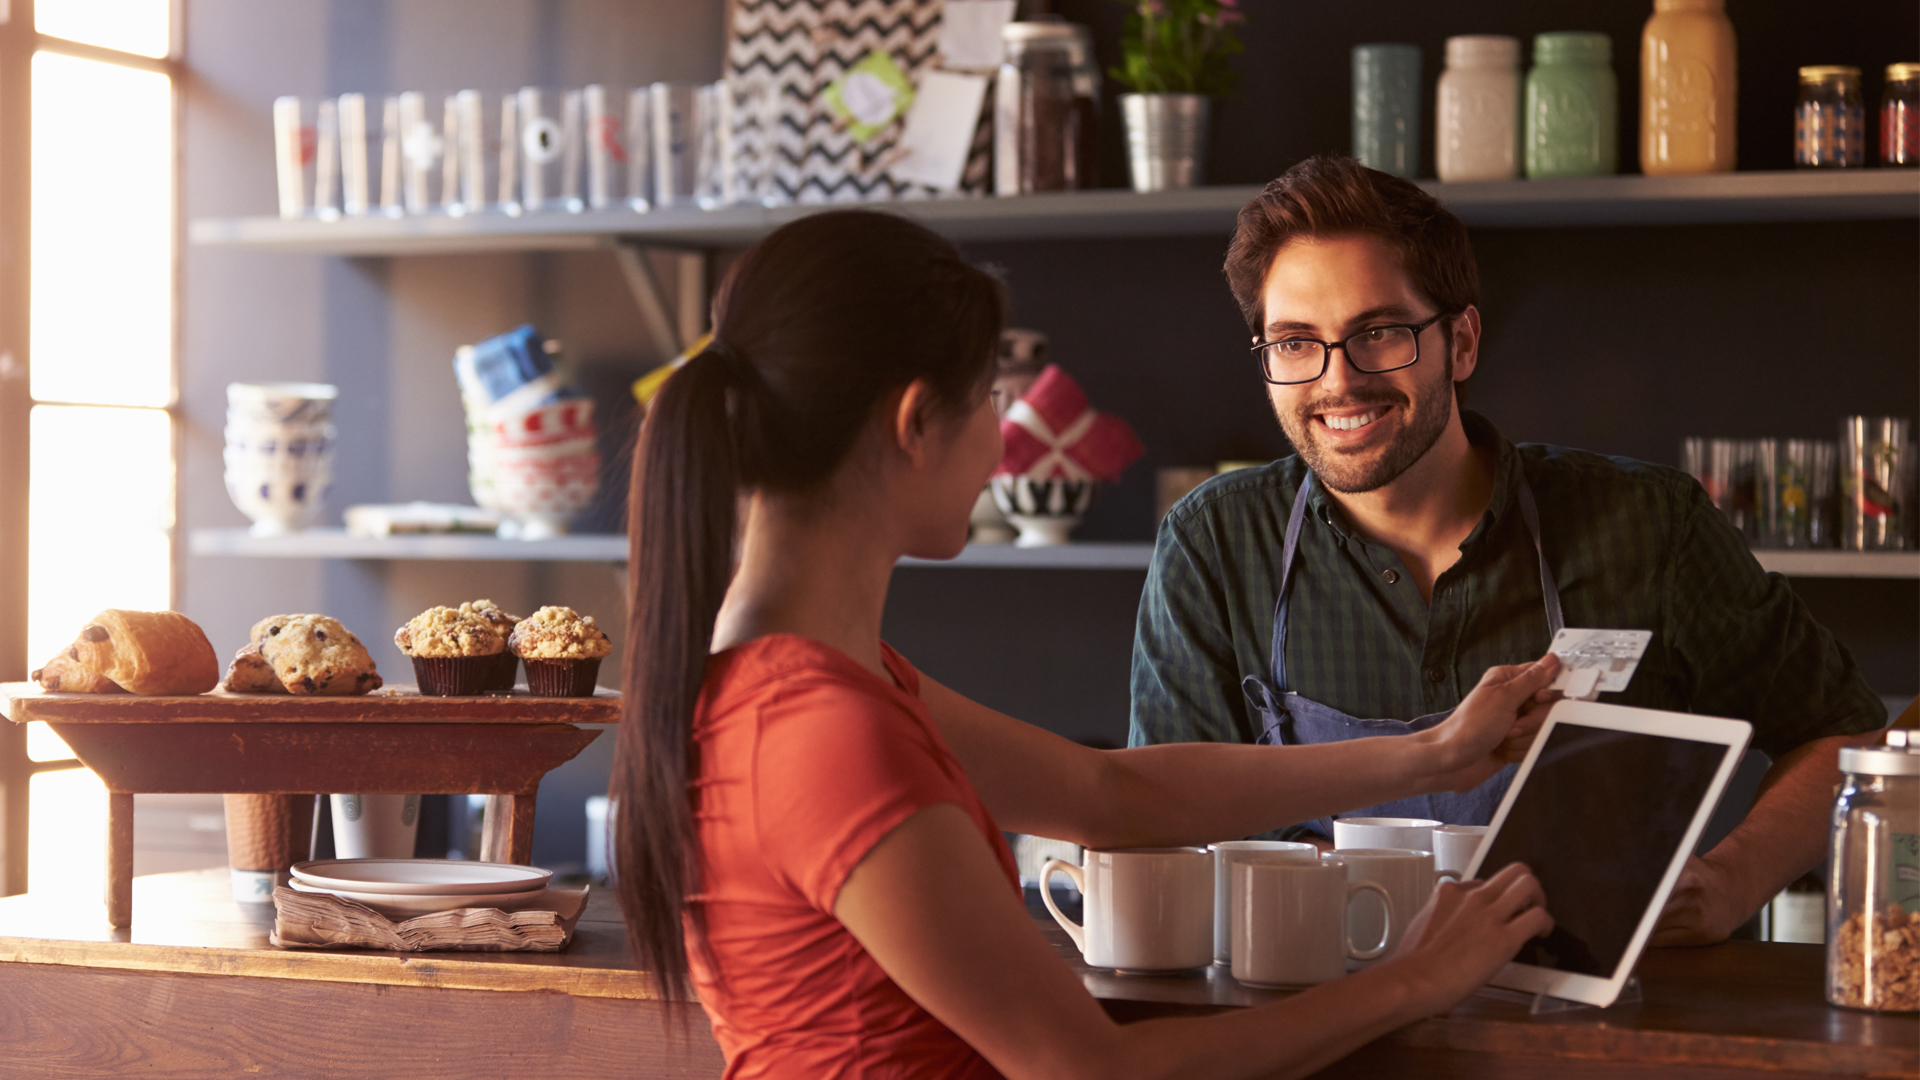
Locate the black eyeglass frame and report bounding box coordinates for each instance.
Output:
[1249,311,1453,386]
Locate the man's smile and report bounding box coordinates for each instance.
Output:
[1317,406,1389,434]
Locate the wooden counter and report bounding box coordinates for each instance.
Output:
[0,870,1910,1079]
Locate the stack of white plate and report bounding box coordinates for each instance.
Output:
[288,858,554,919]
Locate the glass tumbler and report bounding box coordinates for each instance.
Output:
[1841,416,1912,550]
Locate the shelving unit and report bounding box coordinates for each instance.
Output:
[187,528,1920,578]
[188,171,1920,257]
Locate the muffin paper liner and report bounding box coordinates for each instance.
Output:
[484,650,520,693]
[523,657,603,697]
[410,655,497,697]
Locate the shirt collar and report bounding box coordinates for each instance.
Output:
[1303,410,1520,552]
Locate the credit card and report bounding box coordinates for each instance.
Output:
[1547,628,1653,700]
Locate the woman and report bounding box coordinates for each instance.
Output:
[613,210,1556,1079]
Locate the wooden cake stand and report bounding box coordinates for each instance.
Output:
[1,683,620,929]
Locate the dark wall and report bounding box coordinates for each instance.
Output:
[890,1,1920,741]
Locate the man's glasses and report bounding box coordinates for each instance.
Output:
[1250,312,1451,385]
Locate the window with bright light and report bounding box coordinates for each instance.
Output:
[24,5,175,903]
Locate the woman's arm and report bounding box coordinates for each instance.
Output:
[923,655,1559,848]
[834,803,1552,1080]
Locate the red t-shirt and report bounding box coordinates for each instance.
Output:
[688,634,1021,1079]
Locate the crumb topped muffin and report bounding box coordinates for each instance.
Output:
[395,603,509,695]
[463,599,523,691]
[394,605,509,658]
[508,606,613,660]
[509,606,610,696]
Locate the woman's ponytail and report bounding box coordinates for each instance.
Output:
[612,345,738,1003]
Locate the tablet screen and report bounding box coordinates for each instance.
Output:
[1474,722,1728,977]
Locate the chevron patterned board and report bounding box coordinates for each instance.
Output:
[726,0,991,204]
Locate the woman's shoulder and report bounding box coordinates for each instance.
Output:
[701,636,931,749]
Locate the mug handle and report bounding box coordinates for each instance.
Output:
[1038,859,1086,953]
[1344,881,1393,961]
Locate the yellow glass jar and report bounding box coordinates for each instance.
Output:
[1640,0,1737,175]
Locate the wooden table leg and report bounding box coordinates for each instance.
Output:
[479,793,537,865]
[105,792,132,929]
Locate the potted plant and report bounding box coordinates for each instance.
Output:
[1110,0,1246,191]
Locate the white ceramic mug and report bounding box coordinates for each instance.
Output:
[1041,847,1213,972]
[1332,816,1441,854]
[1209,840,1319,963]
[330,793,421,859]
[1432,824,1489,876]
[1335,848,1461,969]
[1231,857,1391,987]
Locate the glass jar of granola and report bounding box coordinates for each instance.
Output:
[1826,731,1919,1012]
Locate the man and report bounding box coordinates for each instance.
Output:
[1129,156,1887,945]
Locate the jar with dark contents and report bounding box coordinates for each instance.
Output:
[1796,66,1865,167]
[1882,63,1920,167]
[995,18,1100,194]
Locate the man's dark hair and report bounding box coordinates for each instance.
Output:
[1224,155,1480,334]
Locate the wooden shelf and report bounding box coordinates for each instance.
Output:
[187,171,1920,256]
[188,528,630,561]
[1752,550,1920,579]
[188,528,1918,577]
[186,528,1153,568]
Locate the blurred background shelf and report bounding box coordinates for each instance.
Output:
[190,529,1915,577]
[188,171,1920,256]
[1752,550,1920,578]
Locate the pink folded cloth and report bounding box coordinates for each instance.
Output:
[996,365,1144,483]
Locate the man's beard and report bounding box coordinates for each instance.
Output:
[1277,349,1455,495]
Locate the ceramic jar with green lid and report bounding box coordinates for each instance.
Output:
[1525,32,1618,177]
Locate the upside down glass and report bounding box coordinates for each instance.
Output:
[1840,416,1911,550]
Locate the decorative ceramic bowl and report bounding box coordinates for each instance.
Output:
[990,476,1095,547]
[223,412,336,536]
[489,444,601,540]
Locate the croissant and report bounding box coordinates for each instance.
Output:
[31,654,126,694]
[63,609,220,696]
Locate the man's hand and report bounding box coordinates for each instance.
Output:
[1649,854,1753,946]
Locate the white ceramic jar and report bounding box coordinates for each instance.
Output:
[1437,35,1521,182]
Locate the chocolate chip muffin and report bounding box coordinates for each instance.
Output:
[507,606,612,697]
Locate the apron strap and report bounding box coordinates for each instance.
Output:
[1265,473,1314,694]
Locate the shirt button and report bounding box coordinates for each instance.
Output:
[1427,668,1445,684]
[1382,569,1400,584]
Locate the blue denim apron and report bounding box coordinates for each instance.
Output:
[1241,472,1565,841]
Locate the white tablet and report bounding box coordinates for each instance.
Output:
[1464,700,1752,1008]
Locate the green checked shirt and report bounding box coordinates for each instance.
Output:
[1129,413,1886,812]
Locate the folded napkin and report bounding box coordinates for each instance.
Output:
[996,365,1144,483]
[269,884,589,952]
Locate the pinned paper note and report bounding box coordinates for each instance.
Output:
[890,70,990,191]
[940,0,1016,70]
[825,50,914,142]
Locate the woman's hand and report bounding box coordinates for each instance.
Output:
[1422,654,1561,794]
[1388,862,1555,1014]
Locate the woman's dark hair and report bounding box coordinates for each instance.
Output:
[612,210,1005,1003]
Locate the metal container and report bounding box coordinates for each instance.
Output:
[1796,66,1865,168]
[995,18,1100,195]
[1352,43,1422,178]
[1121,93,1210,192]
[1882,62,1920,167]
[1826,731,1919,1013]
[1840,416,1911,550]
